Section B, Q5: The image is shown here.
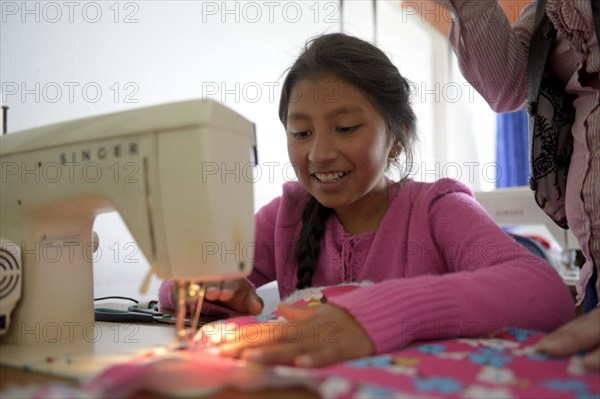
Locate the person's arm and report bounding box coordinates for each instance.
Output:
[328,181,575,354]
[435,0,536,112]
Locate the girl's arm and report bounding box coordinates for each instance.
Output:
[327,186,575,354]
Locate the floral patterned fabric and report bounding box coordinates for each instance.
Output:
[10,285,600,399]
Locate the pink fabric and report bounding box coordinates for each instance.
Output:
[436,0,600,305]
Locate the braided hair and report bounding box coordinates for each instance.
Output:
[278,33,417,289]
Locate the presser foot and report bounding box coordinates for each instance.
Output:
[175,281,206,349]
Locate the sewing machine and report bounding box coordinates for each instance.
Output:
[0,99,257,347]
[474,187,581,285]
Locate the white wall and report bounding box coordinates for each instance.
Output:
[0,0,496,302]
[376,1,496,190]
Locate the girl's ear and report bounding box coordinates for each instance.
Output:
[388,140,403,159]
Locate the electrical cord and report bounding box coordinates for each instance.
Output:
[94,296,139,304]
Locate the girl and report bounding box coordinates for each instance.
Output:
[160,32,574,367]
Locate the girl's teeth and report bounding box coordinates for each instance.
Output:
[315,172,346,182]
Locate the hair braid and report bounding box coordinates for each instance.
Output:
[295,196,333,289]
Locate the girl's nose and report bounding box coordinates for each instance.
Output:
[308,131,337,164]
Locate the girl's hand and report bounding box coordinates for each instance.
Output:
[208,303,375,367]
[199,279,264,316]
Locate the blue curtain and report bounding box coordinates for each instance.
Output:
[496,109,529,188]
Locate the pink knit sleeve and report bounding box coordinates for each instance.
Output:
[158,279,176,310]
[436,0,536,112]
[328,185,574,354]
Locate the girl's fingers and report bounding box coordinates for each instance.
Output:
[294,345,346,368]
[244,288,264,315]
[240,342,310,365]
[215,280,262,314]
[236,330,356,367]
[220,279,244,301]
[204,279,248,304]
[204,281,224,301]
[277,302,318,320]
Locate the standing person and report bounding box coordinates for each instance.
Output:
[434,0,599,369]
[159,32,574,367]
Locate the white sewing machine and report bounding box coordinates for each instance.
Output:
[0,99,256,358]
[474,187,581,285]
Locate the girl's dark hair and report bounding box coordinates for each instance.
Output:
[279,33,417,289]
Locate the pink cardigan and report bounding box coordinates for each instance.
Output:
[237,179,573,353]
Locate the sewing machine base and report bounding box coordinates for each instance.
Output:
[0,322,174,382]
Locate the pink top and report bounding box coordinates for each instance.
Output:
[243,179,573,353]
[437,0,600,305]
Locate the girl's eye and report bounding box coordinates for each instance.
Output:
[290,131,311,139]
[337,125,360,133]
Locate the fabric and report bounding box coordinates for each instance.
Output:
[17,285,600,399]
[435,0,600,307]
[526,0,575,229]
[161,179,574,354]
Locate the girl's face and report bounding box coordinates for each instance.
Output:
[286,75,394,214]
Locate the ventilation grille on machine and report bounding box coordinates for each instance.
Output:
[0,245,20,301]
[0,239,22,334]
